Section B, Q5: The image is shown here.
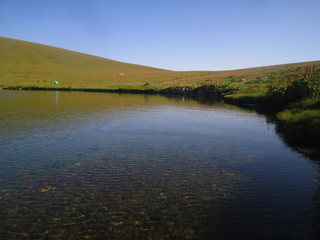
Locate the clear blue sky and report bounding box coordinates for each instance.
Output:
[1,0,319,70]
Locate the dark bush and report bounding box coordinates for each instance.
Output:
[267,74,320,106]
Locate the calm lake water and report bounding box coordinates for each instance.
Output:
[0,90,319,240]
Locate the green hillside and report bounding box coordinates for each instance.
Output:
[0,37,173,89]
[1,36,320,90]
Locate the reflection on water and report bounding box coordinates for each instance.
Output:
[0,90,319,239]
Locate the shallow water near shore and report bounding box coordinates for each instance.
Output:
[0,90,319,239]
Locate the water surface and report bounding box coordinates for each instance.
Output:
[0,90,319,239]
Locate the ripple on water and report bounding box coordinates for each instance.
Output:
[0,91,318,240]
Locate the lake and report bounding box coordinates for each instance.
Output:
[0,90,319,240]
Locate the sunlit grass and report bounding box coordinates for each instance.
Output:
[287,97,320,110]
[276,96,320,147]
[1,36,320,90]
[277,109,320,125]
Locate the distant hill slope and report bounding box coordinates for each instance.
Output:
[1,36,319,89]
[0,37,171,88]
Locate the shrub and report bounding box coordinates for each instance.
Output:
[267,72,320,105]
[143,82,150,88]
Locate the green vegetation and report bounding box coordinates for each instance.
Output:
[225,67,320,150]
[275,95,320,149]
[1,36,320,151]
[2,36,320,90]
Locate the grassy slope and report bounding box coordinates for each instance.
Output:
[0,37,174,88]
[1,36,320,90]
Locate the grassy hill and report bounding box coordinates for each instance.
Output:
[0,37,173,89]
[1,36,320,90]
